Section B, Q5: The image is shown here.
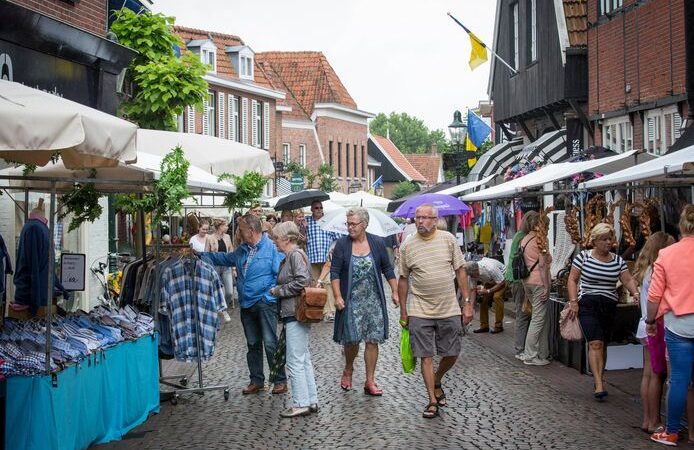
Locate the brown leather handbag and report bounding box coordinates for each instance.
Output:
[295,252,327,323]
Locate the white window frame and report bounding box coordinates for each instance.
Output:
[299,144,306,166]
[528,0,537,63]
[228,95,239,142]
[186,106,195,133]
[602,115,632,154]
[199,41,217,73]
[263,102,270,150]
[600,0,623,15]
[240,56,254,80]
[644,106,682,156]
[204,91,216,137]
[241,97,249,144]
[251,99,260,148]
[282,143,290,162]
[512,2,519,70]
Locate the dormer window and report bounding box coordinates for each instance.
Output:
[202,48,216,71]
[225,45,255,81]
[187,39,217,73]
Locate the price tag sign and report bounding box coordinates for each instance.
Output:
[60,253,86,291]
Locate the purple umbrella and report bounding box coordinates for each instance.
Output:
[391,193,471,218]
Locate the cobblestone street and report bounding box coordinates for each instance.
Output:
[95,300,664,450]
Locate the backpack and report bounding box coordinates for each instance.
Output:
[512,236,539,280]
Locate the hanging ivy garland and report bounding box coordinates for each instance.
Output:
[59,169,103,232]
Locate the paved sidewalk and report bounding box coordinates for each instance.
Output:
[95,301,664,450]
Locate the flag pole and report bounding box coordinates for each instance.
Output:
[447,12,518,75]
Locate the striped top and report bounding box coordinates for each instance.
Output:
[572,250,627,301]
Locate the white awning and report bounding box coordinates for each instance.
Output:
[463,150,644,202]
[516,129,568,164]
[137,129,275,177]
[468,140,525,181]
[580,146,694,189]
[0,152,236,194]
[0,80,138,169]
[437,174,497,196]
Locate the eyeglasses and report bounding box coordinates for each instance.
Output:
[415,216,437,221]
[346,221,363,228]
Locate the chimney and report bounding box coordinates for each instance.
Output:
[430,143,438,155]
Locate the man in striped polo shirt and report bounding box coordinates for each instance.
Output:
[398,204,472,419]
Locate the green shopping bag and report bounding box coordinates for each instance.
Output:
[400,326,416,374]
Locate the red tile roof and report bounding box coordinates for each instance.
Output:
[173,26,277,91]
[372,135,426,183]
[404,154,442,186]
[255,51,357,116]
[563,0,587,47]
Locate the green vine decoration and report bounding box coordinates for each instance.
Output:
[114,146,190,223]
[218,171,266,211]
[59,169,103,232]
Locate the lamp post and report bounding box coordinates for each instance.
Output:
[448,110,468,184]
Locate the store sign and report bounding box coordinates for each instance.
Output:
[566,118,584,158]
[290,172,304,192]
[60,253,86,291]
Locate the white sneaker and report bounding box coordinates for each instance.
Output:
[221,311,232,323]
[515,353,530,361]
[523,358,550,366]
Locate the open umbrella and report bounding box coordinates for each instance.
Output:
[392,193,471,218]
[0,80,137,169]
[274,190,329,211]
[319,207,401,237]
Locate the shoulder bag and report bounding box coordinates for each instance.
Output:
[294,251,327,323]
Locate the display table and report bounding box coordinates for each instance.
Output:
[5,334,160,450]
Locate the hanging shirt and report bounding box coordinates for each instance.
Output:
[159,259,225,362]
[13,219,49,315]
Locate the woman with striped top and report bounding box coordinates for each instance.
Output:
[567,223,640,401]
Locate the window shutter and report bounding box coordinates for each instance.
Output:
[217,92,225,139]
[251,99,259,147]
[202,97,210,136]
[674,112,682,139]
[647,118,654,144]
[263,102,270,150]
[186,106,195,133]
[241,97,248,144]
[228,95,236,141]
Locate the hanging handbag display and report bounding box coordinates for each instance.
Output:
[559,303,583,341]
[295,252,327,323]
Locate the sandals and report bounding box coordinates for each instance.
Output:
[422,402,440,419]
[340,369,353,391]
[434,383,447,407]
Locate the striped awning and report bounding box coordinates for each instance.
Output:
[516,129,568,164]
[468,139,525,181]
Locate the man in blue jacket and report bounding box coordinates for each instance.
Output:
[198,214,287,395]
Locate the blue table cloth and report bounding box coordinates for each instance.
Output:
[5,334,160,450]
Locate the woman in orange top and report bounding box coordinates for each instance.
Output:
[646,205,694,447]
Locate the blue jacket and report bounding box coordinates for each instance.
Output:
[199,234,284,309]
[13,219,49,314]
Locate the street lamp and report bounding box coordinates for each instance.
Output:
[448,110,468,184]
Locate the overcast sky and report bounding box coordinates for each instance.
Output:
[150,1,497,133]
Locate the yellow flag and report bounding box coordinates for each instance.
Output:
[466,135,477,167]
[469,32,488,70]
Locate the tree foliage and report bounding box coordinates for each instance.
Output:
[218,171,266,210]
[317,163,339,192]
[391,181,420,200]
[111,9,209,130]
[58,169,103,232]
[369,112,450,154]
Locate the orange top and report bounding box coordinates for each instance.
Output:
[648,236,694,318]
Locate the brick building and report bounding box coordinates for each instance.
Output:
[368,134,426,199]
[405,151,444,189]
[256,51,374,193]
[588,0,688,155]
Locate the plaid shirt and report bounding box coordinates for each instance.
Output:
[160,259,225,362]
[306,216,338,264]
[243,243,258,276]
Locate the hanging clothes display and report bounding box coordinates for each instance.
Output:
[13,212,50,315]
[159,258,225,362]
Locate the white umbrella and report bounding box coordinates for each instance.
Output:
[318,207,401,237]
[346,190,391,210]
[137,129,275,177]
[0,80,138,169]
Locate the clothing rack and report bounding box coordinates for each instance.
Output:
[152,243,229,404]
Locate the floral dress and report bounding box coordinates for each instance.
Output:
[339,254,385,345]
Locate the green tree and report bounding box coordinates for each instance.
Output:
[218,171,266,211]
[316,163,338,192]
[111,9,209,130]
[369,112,450,154]
[391,181,420,200]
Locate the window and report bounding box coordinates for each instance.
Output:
[283,143,290,162]
[345,143,350,178]
[337,142,342,176]
[526,0,537,63]
[255,101,263,148]
[204,91,216,137]
[329,141,333,166]
[600,0,623,15]
[645,107,682,156]
[202,49,216,72]
[602,116,632,153]
[228,95,240,142]
[299,144,306,166]
[240,56,253,79]
[353,145,358,177]
[511,3,519,69]
[361,145,366,177]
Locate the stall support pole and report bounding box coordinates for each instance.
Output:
[45,182,56,374]
[24,189,29,222]
[659,187,666,231]
[138,194,146,259]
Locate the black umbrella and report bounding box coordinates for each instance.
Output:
[274,190,329,211]
[269,325,286,383]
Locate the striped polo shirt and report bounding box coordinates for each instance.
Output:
[572,250,627,301]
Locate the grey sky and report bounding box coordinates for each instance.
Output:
[151,1,496,133]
